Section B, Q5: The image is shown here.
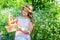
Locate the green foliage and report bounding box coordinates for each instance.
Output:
[0,0,29,10]
[31,0,56,10]
[31,9,60,40]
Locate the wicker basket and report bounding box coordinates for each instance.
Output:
[5,23,18,32]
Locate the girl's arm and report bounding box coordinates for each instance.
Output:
[28,22,34,34]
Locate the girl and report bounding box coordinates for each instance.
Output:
[12,5,34,40]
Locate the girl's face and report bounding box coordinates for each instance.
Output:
[22,8,29,17]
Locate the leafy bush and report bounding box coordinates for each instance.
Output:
[31,9,60,40]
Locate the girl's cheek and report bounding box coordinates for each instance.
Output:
[25,13,27,15]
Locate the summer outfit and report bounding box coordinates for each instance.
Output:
[14,16,31,40]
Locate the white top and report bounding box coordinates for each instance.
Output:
[17,16,31,32]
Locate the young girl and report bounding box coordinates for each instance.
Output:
[11,5,34,40]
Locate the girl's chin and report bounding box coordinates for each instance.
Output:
[22,14,27,16]
[23,15,26,17]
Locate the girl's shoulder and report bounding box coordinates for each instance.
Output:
[17,15,31,22]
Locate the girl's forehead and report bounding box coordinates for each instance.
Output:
[23,7,28,11]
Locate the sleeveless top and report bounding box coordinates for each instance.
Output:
[17,16,31,32]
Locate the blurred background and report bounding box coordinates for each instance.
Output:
[0,0,60,40]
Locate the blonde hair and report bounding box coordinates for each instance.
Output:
[28,12,34,23]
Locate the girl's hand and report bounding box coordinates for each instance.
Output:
[17,28,30,34]
[24,31,30,34]
[27,31,31,34]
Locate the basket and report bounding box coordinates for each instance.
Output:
[5,23,18,32]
